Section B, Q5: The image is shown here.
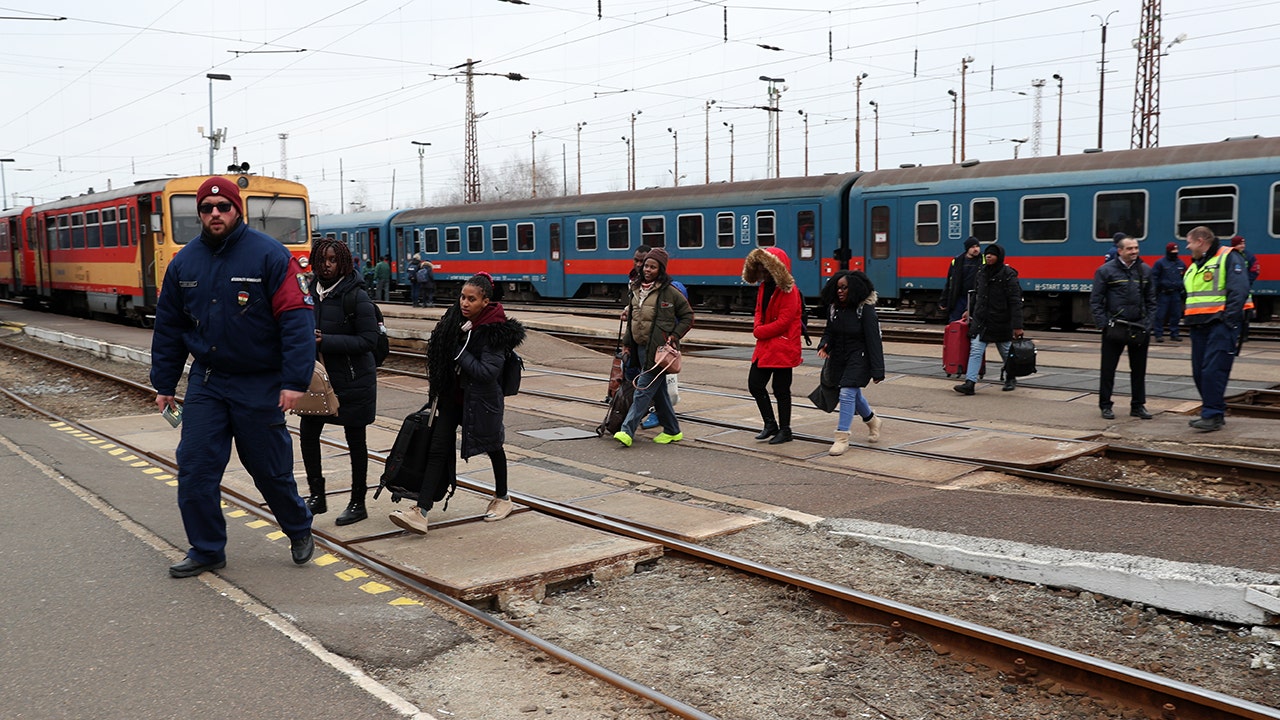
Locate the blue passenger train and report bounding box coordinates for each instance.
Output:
[316,136,1277,325]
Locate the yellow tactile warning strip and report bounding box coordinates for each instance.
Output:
[46,420,427,609]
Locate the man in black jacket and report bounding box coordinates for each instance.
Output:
[953,244,1023,395]
[1090,235,1157,420]
[940,236,983,322]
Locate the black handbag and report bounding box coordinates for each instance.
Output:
[1105,318,1148,346]
[1005,337,1038,378]
[808,382,839,413]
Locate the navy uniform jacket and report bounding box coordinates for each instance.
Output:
[1090,256,1157,330]
[151,220,315,396]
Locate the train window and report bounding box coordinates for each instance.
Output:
[492,224,510,253]
[422,228,439,254]
[1272,183,1280,237]
[641,216,666,248]
[446,227,461,254]
[1176,185,1236,239]
[797,210,815,259]
[467,226,484,253]
[677,214,703,249]
[756,211,776,247]
[1094,190,1147,241]
[1021,195,1068,242]
[47,218,56,251]
[607,218,629,250]
[870,206,890,260]
[245,197,307,244]
[168,196,201,245]
[549,222,561,261]
[915,202,940,245]
[85,210,101,249]
[517,222,534,252]
[716,212,734,248]
[970,199,997,243]
[102,208,118,247]
[120,205,131,246]
[576,219,597,251]
[71,213,85,249]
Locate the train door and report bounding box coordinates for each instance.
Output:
[861,200,898,298]
[790,205,822,295]
[541,218,565,298]
[34,214,51,297]
[138,197,158,304]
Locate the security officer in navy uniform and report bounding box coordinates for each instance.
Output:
[152,177,317,577]
[1182,226,1250,432]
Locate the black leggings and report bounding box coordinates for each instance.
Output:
[299,416,369,496]
[748,363,793,429]
[416,406,508,510]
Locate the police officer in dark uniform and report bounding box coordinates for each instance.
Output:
[1183,226,1251,432]
[152,177,317,577]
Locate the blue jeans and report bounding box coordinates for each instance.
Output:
[965,337,1009,383]
[836,387,872,432]
[409,280,420,306]
[620,346,679,437]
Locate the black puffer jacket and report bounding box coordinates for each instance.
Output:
[818,290,885,389]
[309,272,379,427]
[426,303,526,460]
[969,245,1024,342]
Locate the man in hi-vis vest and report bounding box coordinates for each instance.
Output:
[1182,226,1251,432]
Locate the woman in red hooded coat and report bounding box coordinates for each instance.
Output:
[741,247,804,444]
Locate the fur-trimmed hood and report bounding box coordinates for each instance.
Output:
[741,247,795,293]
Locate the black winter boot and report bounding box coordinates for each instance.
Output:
[305,477,327,515]
[754,421,779,441]
[1002,372,1016,391]
[335,500,367,526]
[953,380,975,396]
[767,427,793,445]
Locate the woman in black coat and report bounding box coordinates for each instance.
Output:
[390,272,526,536]
[816,270,885,455]
[954,243,1024,394]
[301,238,380,525]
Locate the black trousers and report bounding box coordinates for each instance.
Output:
[1098,336,1148,409]
[748,363,793,428]
[414,404,508,511]
[299,416,369,497]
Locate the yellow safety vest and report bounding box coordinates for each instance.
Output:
[1184,245,1252,317]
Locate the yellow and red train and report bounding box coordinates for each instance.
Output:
[0,173,311,325]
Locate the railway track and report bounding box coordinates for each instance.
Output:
[3,338,1280,719]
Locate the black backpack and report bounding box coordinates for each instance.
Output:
[501,350,523,396]
[343,291,391,366]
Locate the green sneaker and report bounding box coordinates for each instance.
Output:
[613,431,633,447]
[653,432,683,444]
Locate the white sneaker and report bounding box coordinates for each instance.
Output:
[389,506,429,535]
[485,496,514,522]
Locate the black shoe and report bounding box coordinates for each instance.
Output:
[290,533,315,565]
[1155,336,1165,343]
[1100,407,1115,420]
[305,494,327,515]
[1171,336,1182,342]
[169,557,225,578]
[1002,375,1016,391]
[1189,416,1224,432]
[767,428,793,445]
[754,422,779,441]
[1130,406,1152,420]
[953,380,975,396]
[335,501,367,526]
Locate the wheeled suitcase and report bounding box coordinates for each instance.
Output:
[943,318,985,378]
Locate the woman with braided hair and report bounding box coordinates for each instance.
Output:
[389,272,526,534]
[300,237,380,525]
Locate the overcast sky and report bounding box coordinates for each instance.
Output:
[1,0,1275,214]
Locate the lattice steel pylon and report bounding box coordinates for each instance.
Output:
[1130,0,1162,149]
[462,59,481,204]
[1031,79,1045,157]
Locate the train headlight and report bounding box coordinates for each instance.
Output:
[297,256,309,269]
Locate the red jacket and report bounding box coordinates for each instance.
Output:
[742,247,803,369]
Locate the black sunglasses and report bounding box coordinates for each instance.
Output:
[198,201,234,214]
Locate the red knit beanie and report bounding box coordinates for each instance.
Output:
[196,177,243,215]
